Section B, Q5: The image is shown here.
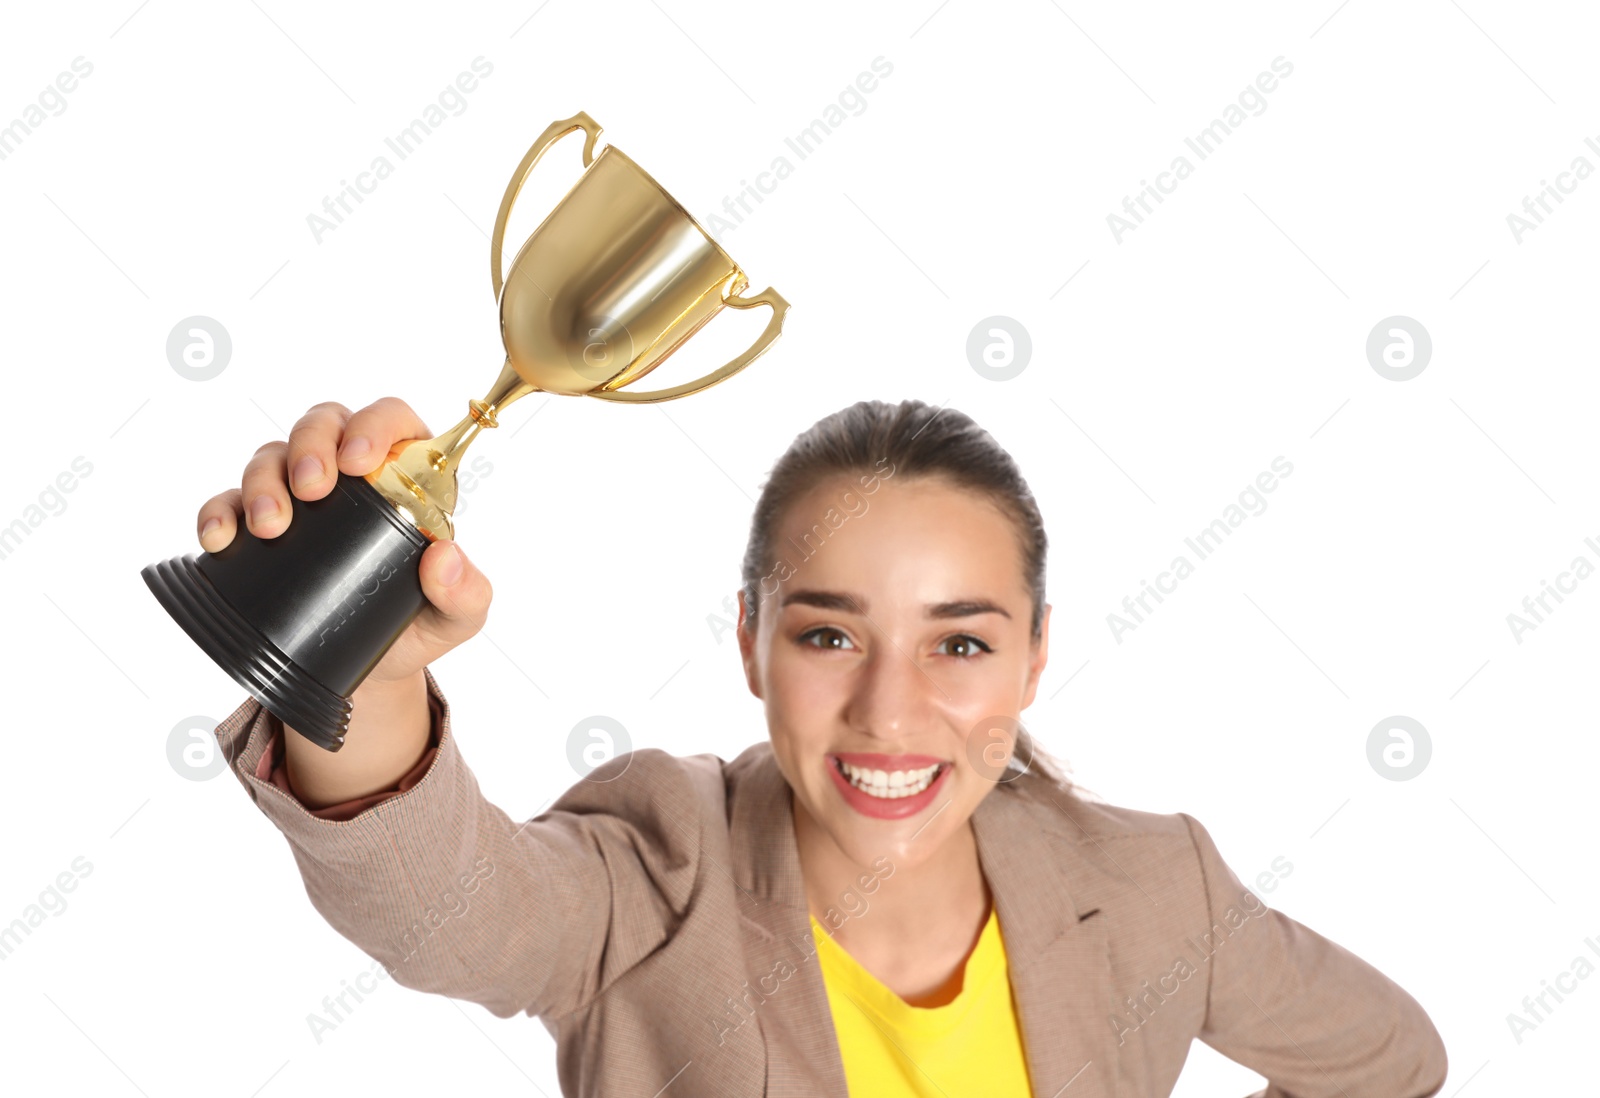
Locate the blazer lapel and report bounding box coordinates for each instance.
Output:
[725,746,1120,1097]
[726,745,852,1097]
[973,782,1121,1097]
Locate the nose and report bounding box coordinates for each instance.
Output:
[841,638,943,743]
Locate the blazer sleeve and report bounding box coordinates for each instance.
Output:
[213,666,711,1022]
[1178,814,1449,1098]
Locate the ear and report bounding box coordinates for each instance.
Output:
[1019,602,1051,710]
[736,588,764,699]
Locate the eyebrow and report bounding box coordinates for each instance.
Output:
[780,589,1012,620]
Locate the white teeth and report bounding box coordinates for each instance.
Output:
[836,759,942,799]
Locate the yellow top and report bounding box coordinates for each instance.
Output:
[809,906,1034,1096]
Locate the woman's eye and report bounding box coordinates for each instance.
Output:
[798,627,855,651]
[796,629,990,658]
[938,634,992,660]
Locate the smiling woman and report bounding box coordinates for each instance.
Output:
[204,396,1448,1097]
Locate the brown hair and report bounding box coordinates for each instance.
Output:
[738,398,1075,793]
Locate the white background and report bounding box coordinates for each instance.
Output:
[1,0,1595,1094]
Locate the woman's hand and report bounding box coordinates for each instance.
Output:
[193,397,495,687]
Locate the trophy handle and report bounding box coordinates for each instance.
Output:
[587,286,791,404]
[490,111,604,301]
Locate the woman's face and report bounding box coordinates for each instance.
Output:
[737,472,1051,874]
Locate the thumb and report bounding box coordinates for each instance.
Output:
[415,539,493,649]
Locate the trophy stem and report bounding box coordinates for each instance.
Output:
[365,357,537,542]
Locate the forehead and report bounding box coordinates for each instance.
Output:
[769,474,1026,601]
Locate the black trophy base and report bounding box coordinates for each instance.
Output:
[141,472,432,752]
[142,553,355,750]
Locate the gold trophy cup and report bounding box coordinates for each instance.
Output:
[141,111,791,750]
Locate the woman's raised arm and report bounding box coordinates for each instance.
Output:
[197,397,711,1021]
[213,669,713,1021]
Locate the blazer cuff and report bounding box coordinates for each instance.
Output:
[252,697,442,822]
[213,667,455,850]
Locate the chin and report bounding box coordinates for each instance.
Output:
[823,806,954,870]
[828,828,915,873]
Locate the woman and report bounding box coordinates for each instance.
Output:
[202,396,1448,1097]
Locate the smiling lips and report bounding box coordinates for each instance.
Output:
[827,751,952,820]
[833,751,945,770]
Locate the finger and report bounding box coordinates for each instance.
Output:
[197,488,242,553]
[336,397,433,476]
[239,440,292,539]
[414,540,493,650]
[284,401,352,502]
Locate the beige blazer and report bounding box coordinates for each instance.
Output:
[215,668,1448,1097]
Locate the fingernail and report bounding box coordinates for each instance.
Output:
[340,436,370,463]
[199,517,221,543]
[249,495,277,526]
[292,455,323,489]
[439,542,464,585]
